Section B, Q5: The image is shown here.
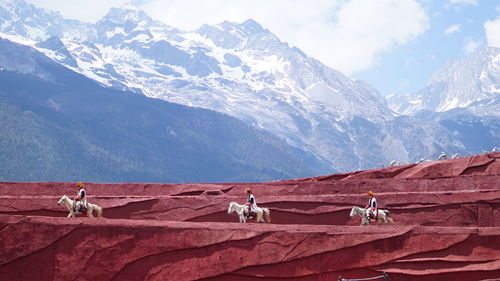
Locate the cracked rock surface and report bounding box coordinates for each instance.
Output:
[0,152,499,280]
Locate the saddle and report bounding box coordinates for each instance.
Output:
[368,210,378,222]
[74,204,87,214]
[245,210,257,219]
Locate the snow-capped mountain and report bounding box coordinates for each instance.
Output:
[387,47,500,116]
[0,0,93,41]
[1,37,333,182]
[1,0,480,172]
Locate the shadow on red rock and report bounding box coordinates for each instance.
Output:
[0,153,499,280]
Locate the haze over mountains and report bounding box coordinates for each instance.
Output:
[386,46,500,117]
[0,0,498,181]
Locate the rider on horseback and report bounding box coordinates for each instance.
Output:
[74,182,88,214]
[365,190,377,221]
[244,188,257,219]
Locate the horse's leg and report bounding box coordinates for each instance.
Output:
[260,209,269,223]
[379,210,391,224]
[264,210,271,223]
[256,212,263,223]
[358,213,366,226]
[96,206,103,218]
[382,214,388,224]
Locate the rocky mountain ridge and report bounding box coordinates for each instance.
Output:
[1,0,497,172]
[386,47,499,117]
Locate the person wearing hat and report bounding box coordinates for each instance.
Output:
[244,188,258,218]
[365,190,377,222]
[74,182,88,214]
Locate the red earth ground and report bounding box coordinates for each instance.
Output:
[0,152,499,280]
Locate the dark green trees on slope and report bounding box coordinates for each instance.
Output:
[0,39,330,183]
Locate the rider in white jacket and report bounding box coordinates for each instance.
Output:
[74,182,88,213]
[245,188,258,217]
[365,190,377,221]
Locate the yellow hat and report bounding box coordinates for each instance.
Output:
[76,182,84,188]
[367,191,374,197]
[245,188,252,194]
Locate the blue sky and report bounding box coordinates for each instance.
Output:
[353,0,500,95]
[27,0,500,96]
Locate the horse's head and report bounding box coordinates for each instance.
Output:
[350,206,358,217]
[57,195,66,205]
[227,202,235,214]
[58,195,73,207]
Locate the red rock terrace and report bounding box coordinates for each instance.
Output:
[1,152,499,280]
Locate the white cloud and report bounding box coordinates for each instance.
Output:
[26,0,429,75]
[324,0,429,73]
[27,0,129,22]
[484,18,500,48]
[463,37,481,54]
[142,0,429,74]
[448,0,478,5]
[444,24,461,35]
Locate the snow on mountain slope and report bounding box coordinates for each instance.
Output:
[387,47,500,116]
[0,0,93,41]
[0,1,472,171]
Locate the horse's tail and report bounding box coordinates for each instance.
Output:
[384,210,394,224]
[264,208,271,223]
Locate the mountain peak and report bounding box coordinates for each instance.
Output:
[35,36,78,68]
[35,35,64,49]
[196,19,272,49]
[241,18,264,34]
[480,46,500,57]
[387,46,500,116]
[0,0,24,7]
[210,19,267,35]
[101,6,152,25]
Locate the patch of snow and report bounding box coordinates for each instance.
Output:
[105,27,125,38]
[124,33,151,43]
[0,32,36,45]
[24,25,47,41]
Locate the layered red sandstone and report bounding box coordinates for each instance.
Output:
[0,152,499,280]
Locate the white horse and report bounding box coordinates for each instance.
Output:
[227,201,271,223]
[350,206,393,226]
[57,195,103,218]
